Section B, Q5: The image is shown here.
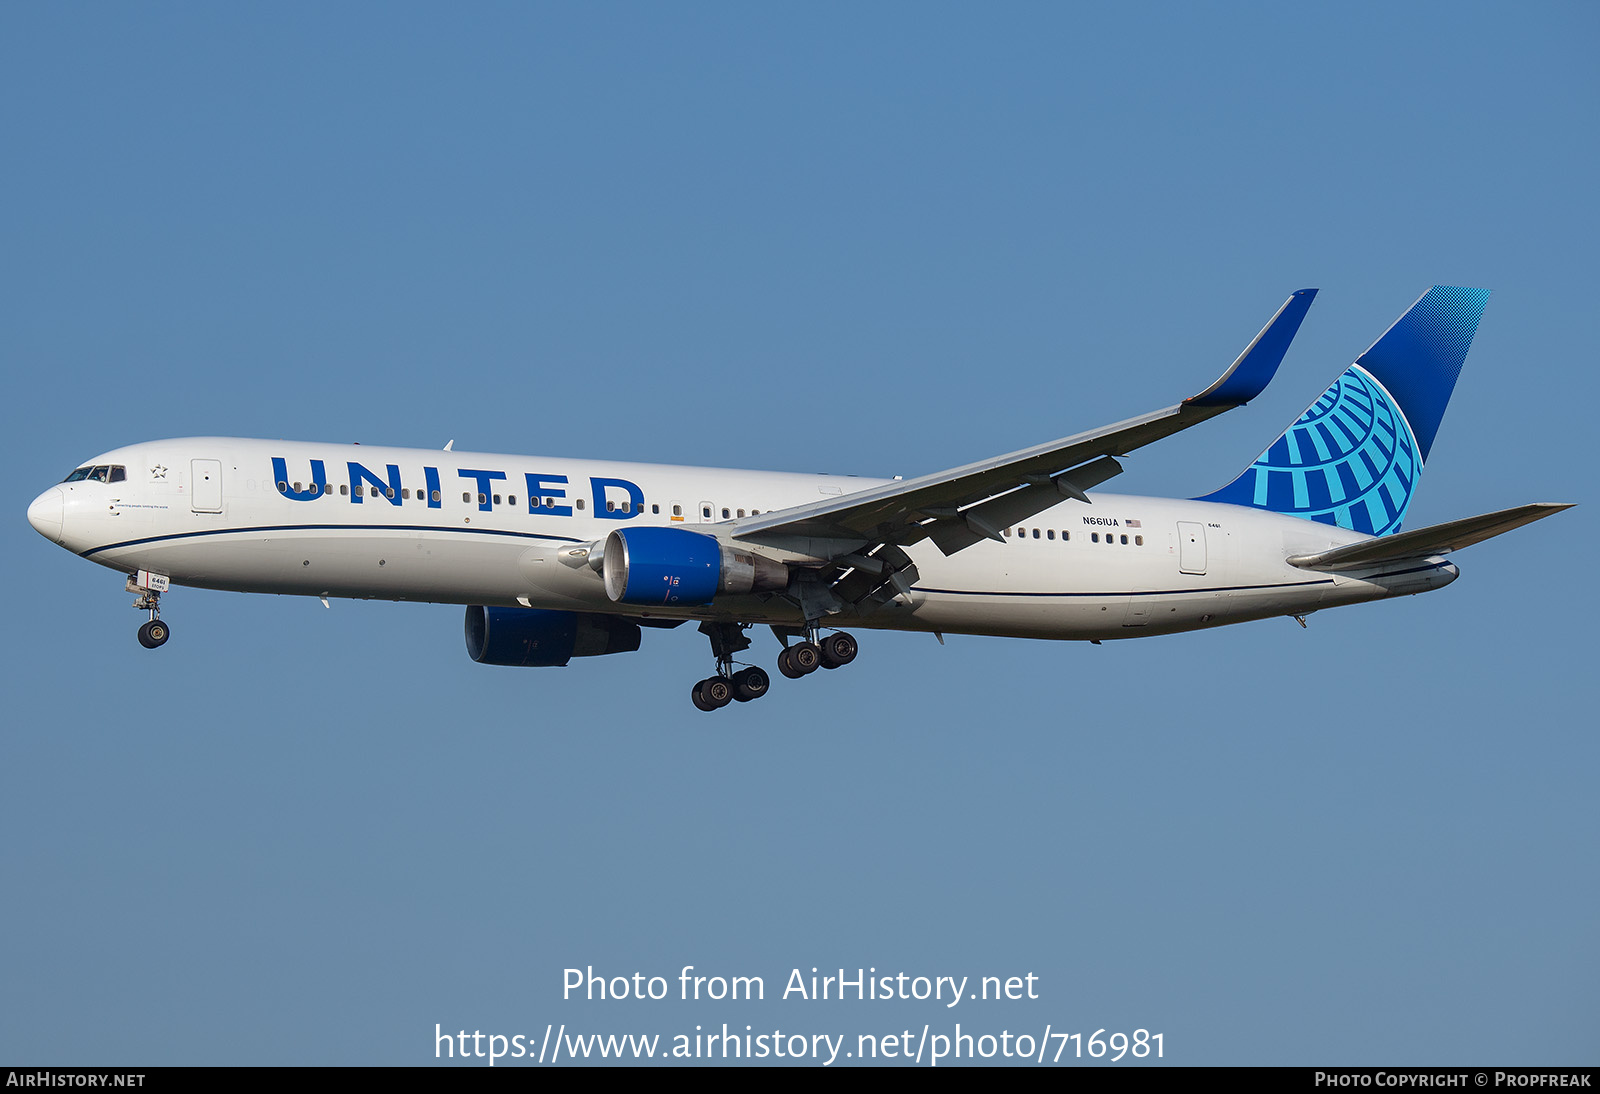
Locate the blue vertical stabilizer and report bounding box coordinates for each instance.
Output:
[1196,286,1490,536]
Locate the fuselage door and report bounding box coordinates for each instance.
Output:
[1177,521,1206,575]
[191,459,223,513]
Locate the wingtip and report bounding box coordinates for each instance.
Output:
[1185,288,1318,407]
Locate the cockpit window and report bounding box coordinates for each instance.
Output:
[61,465,124,483]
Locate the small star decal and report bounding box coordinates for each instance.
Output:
[150,465,167,479]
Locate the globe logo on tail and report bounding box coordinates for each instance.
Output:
[1200,363,1420,535]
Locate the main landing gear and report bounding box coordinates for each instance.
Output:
[691,666,771,711]
[127,573,171,649]
[776,631,857,678]
[689,621,858,711]
[690,622,770,711]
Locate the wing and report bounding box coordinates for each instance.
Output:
[734,289,1319,560]
[1286,503,1573,572]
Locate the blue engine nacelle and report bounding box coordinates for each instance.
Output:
[600,526,788,606]
[464,606,642,667]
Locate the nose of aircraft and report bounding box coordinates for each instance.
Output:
[27,487,64,544]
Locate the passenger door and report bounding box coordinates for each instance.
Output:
[191,459,223,513]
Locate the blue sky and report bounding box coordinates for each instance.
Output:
[3,3,1595,1066]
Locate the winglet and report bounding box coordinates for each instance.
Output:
[1186,289,1318,407]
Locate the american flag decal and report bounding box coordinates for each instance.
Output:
[1126,518,1142,528]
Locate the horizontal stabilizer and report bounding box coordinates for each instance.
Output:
[1286,502,1572,571]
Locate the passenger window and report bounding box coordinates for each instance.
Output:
[431,490,441,503]
[293,481,302,492]
[576,498,585,510]
[493,493,501,505]
[1047,529,1054,540]
[508,495,517,506]
[652,504,660,514]
[340,485,348,496]
[1120,534,1128,545]
[702,506,711,518]
[478,493,487,505]
[1092,533,1099,543]
[277,481,288,492]
[673,505,683,516]
[1004,528,1012,537]
[722,508,730,519]
[606,500,615,512]
[463,492,471,503]
[1135,535,1144,546]
[1033,529,1040,539]
[386,487,395,499]
[1062,531,1069,540]
[737,509,745,518]
[402,488,410,500]
[622,501,631,513]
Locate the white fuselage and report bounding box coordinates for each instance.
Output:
[30,437,1459,641]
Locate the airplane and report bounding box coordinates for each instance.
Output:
[26,286,1571,711]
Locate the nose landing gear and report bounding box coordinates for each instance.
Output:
[127,571,171,649]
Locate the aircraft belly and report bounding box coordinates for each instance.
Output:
[906,592,1124,639]
[96,529,542,604]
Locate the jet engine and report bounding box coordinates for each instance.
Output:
[599,527,788,606]
[464,606,641,667]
